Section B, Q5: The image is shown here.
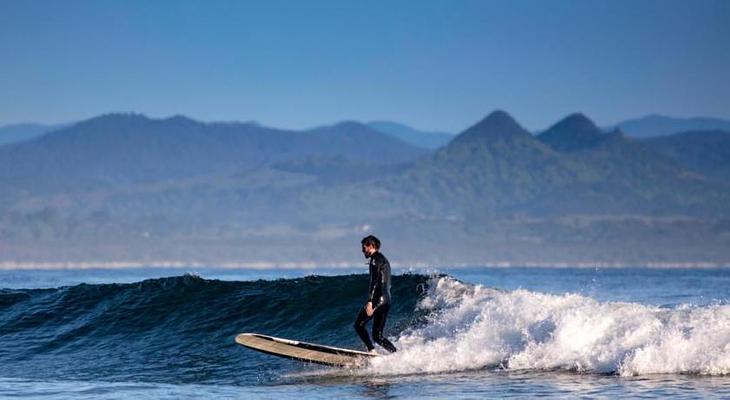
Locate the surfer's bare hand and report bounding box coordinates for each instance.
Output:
[365,302,374,317]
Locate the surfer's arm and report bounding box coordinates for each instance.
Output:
[369,258,390,312]
[365,260,382,316]
[367,263,381,303]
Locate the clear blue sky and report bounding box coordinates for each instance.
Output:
[1,0,728,132]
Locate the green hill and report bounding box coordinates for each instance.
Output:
[642,130,730,182]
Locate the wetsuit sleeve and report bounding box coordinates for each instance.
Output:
[367,263,381,303]
[375,257,392,312]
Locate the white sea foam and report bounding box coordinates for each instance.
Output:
[368,277,730,376]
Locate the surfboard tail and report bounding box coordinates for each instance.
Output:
[235,333,378,367]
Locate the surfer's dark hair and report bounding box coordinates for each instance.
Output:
[361,235,381,249]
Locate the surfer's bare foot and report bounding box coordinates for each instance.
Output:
[368,349,378,355]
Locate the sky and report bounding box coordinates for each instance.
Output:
[1,0,728,132]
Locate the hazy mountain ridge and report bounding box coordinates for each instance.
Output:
[389,111,583,216]
[0,113,426,193]
[538,113,610,152]
[387,111,728,218]
[1,111,729,264]
[642,130,730,182]
[5,113,729,147]
[612,114,730,138]
[366,121,453,149]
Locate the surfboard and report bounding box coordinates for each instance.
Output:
[234,333,378,367]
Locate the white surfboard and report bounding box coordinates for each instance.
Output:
[235,333,378,367]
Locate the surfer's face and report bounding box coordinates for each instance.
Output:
[361,244,377,258]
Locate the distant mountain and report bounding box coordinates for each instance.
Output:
[2,110,730,264]
[537,113,608,151]
[612,115,730,138]
[0,113,427,194]
[304,120,429,160]
[390,110,581,215]
[643,130,730,181]
[534,128,709,216]
[535,113,693,208]
[449,110,534,145]
[367,121,453,149]
[0,122,68,146]
[390,110,727,218]
[535,114,729,215]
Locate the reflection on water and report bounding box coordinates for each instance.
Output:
[2,362,728,399]
[360,380,394,400]
[282,368,730,399]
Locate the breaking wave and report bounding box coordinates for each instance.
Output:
[2,272,727,383]
[369,277,730,376]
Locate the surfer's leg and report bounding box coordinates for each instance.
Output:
[354,307,375,351]
[371,305,397,353]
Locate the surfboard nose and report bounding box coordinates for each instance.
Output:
[234,333,252,345]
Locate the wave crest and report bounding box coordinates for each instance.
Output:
[369,277,730,376]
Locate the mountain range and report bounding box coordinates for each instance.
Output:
[366,121,453,149]
[1,111,729,264]
[0,114,425,194]
[613,115,730,138]
[4,114,730,149]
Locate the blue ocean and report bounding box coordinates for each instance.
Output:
[1,266,729,399]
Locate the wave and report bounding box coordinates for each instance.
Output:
[0,273,430,383]
[2,273,727,382]
[369,276,730,376]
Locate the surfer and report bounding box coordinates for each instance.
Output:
[354,235,397,353]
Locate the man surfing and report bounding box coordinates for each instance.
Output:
[354,235,397,354]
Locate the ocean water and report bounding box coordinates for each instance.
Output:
[1,266,729,399]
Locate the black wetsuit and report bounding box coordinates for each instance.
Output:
[354,251,397,353]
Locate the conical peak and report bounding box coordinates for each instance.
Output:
[475,110,523,131]
[552,113,599,133]
[537,112,605,151]
[452,110,532,145]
